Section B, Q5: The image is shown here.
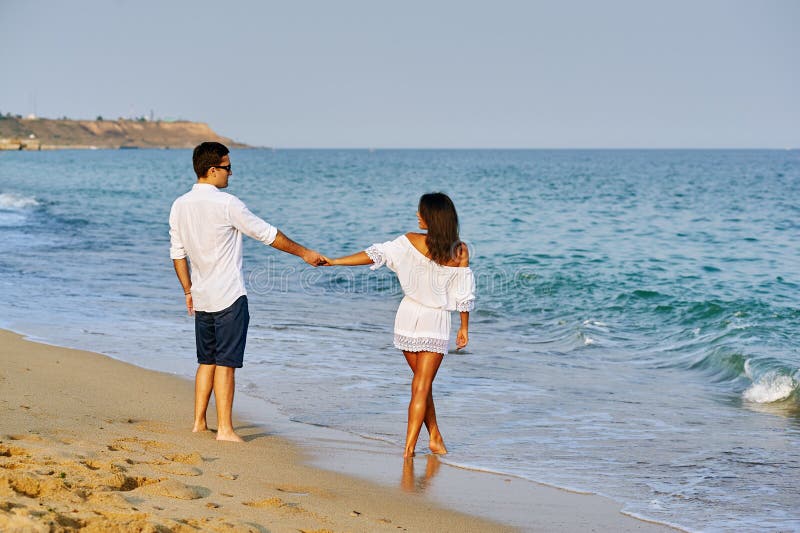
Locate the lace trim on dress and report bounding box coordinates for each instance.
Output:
[456,299,475,312]
[365,245,385,270]
[394,334,448,354]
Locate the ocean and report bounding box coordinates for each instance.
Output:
[1,148,798,531]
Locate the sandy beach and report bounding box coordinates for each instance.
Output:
[0,329,677,532]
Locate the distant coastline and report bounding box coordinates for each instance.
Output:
[0,116,249,150]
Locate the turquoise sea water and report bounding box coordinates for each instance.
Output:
[1,149,799,531]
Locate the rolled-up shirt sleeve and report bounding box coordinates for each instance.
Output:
[169,203,187,260]
[227,197,278,245]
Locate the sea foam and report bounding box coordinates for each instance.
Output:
[742,361,798,403]
[0,192,39,209]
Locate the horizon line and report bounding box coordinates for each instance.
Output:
[238,146,798,151]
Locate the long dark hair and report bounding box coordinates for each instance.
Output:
[419,192,460,265]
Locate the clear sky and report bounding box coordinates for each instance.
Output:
[1,0,797,148]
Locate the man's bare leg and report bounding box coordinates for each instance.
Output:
[213,366,243,442]
[193,364,216,432]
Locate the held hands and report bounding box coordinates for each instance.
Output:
[456,327,469,351]
[302,249,331,267]
[303,249,348,266]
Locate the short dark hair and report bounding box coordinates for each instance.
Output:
[193,142,229,177]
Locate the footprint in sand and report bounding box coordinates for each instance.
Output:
[74,458,149,493]
[151,462,202,477]
[244,496,281,508]
[0,444,29,457]
[87,491,132,509]
[243,496,305,515]
[6,434,44,442]
[0,512,48,532]
[1,470,75,501]
[137,479,208,500]
[162,451,203,465]
[275,485,312,497]
[108,475,149,494]
[108,437,170,454]
[134,420,170,434]
[183,517,260,533]
[81,459,127,473]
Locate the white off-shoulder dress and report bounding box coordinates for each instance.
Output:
[365,234,476,355]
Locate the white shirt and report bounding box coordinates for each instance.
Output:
[169,183,278,312]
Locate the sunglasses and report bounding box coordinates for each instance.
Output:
[212,164,232,173]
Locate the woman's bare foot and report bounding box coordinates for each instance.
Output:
[192,421,208,432]
[216,429,244,442]
[403,447,416,458]
[429,436,447,455]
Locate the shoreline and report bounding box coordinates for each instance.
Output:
[0,328,680,532]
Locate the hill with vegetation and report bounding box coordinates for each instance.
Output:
[0,115,249,150]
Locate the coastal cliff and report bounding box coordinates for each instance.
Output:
[0,117,249,150]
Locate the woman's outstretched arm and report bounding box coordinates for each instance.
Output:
[328,251,374,266]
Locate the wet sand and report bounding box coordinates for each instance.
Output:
[0,329,677,532]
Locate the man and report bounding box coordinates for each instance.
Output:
[169,142,326,442]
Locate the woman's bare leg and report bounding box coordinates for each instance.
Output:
[404,352,448,454]
[403,351,444,457]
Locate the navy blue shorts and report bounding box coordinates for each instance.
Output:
[194,295,249,368]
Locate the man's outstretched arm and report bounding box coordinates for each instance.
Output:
[227,199,327,266]
[172,258,194,315]
[271,230,328,266]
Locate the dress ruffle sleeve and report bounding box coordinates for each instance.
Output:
[453,267,476,312]
[365,236,406,272]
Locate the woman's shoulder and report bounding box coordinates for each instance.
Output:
[402,232,427,251]
[402,232,427,258]
[404,232,426,243]
[404,233,469,268]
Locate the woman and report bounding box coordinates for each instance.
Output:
[326,192,475,457]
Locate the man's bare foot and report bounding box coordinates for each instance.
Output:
[403,447,416,458]
[429,437,448,455]
[216,430,244,442]
[192,422,209,432]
